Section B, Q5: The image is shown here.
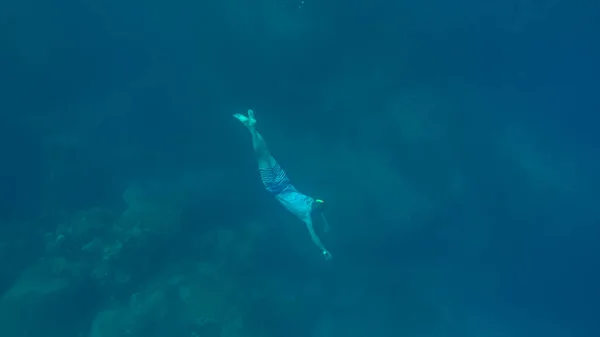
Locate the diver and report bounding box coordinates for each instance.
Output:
[234,109,332,260]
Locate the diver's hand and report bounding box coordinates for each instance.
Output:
[322,249,332,261]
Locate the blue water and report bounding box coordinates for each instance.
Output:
[1,1,598,336]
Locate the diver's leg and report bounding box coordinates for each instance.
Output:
[250,131,277,169]
[234,109,289,195]
[233,109,276,169]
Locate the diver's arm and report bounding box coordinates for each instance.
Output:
[321,213,331,233]
[306,219,325,250]
[306,219,332,260]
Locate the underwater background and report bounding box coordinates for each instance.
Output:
[1,0,599,336]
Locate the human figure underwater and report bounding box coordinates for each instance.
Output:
[234,109,333,260]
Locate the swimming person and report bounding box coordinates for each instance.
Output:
[234,109,333,260]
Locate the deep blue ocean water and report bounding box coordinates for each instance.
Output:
[1,1,598,336]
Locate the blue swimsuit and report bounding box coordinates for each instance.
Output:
[259,161,314,224]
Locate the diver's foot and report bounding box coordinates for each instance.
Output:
[233,109,257,129]
[233,113,249,126]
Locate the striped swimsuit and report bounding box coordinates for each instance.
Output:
[259,161,314,224]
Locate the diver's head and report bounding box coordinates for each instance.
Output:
[312,198,328,213]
